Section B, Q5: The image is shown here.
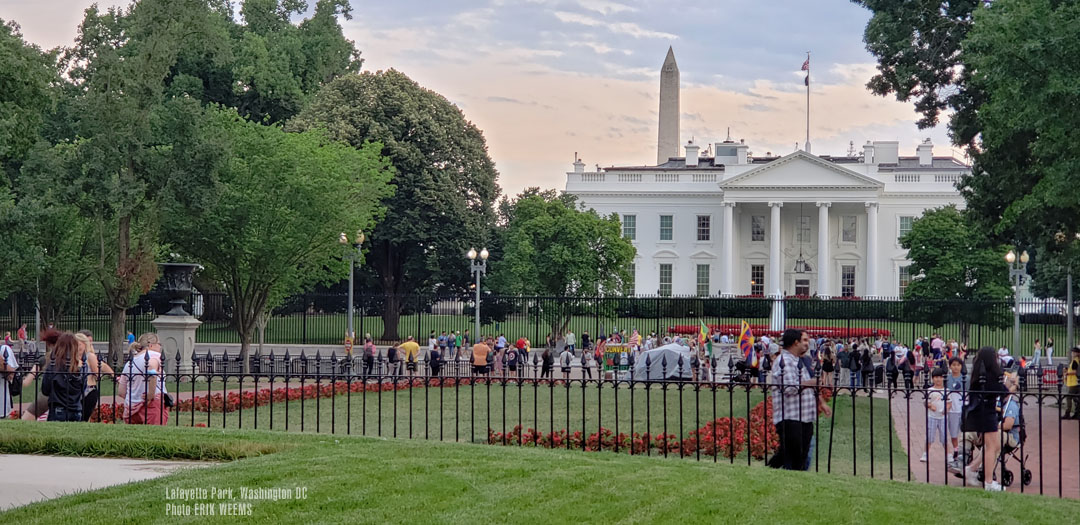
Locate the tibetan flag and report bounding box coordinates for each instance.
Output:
[699,321,713,357]
[738,321,756,367]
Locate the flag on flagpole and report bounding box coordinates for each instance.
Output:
[738,320,756,367]
[802,56,809,86]
[699,320,713,357]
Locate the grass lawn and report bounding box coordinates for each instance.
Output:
[168,382,906,479]
[0,421,1076,524]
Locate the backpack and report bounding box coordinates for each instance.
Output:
[886,356,897,374]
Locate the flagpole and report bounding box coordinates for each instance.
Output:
[805,51,810,153]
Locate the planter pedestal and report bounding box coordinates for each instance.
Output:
[152,315,201,377]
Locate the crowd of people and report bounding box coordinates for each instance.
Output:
[0,329,171,425]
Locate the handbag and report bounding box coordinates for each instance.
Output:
[163,393,175,408]
[960,393,980,432]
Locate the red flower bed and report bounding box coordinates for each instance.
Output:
[669,323,890,339]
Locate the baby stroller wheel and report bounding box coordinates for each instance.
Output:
[1001,469,1013,487]
[1022,469,1032,486]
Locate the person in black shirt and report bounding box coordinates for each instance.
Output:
[581,331,592,352]
[41,333,84,422]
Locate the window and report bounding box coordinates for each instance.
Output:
[841,216,857,243]
[796,215,811,244]
[750,264,765,296]
[795,278,810,297]
[659,264,673,296]
[660,215,673,241]
[841,265,856,297]
[624,263,636,295]
[899,216,914,241]
[898,265,911,297]
[751,215,765,242]
[696,264,710,297]
[622,214,636,240]
[697,215,711,241]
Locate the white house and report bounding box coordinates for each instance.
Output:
[564,50,969,298]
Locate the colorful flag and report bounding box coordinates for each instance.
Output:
[801,58,810,71]
[738,321,756,367]
[699,321,713,357]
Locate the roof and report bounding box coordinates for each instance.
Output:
[604,154,969,171]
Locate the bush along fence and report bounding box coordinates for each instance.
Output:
[7,347,1080,499]
[0,291,1076,351]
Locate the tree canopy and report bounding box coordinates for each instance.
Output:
[290,69,501,340]
[489,189,635,337]
[899,205,1011,342]
[164,107,393,368]
[0,19,57,184]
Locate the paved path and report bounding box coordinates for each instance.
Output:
[890,394,1080,498]
[0,454,212,509]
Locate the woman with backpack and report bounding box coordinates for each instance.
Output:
[580,348,592,380]
[961,347,1009,491]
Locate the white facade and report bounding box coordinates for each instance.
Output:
[566,145,967,298]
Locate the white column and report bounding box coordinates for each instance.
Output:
[721,202,735,295]
[769,201,782,297]
[816,202,831,297]
[865,202,879,297]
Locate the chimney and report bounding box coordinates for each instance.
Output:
[872,140,898,165]
[685,140,700,167]
[573,152,585,173]
[735,139,749,164]
[917,138,933,166]
[863,141,874,164]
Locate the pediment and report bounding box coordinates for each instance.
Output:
[653,249,679,258]
[720,150,883,189]
[689,250,716,259]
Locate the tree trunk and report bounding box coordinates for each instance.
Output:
[257,312,267,358]
[110,305,126,366]
[239,335,251,376]
[381,295,401,341]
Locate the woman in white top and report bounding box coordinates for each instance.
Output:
[117,333,170,425]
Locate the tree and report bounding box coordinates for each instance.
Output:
[488,190,635,339]
[289,70,500,340]
[165,107,392,371]
[0,19,58,185]
[899,206,1011,343]
[856,0,1080,274]
[21,1,226,363]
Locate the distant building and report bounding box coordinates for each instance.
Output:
[564,49,969,298]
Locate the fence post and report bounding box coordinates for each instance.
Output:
[416,295,422,340]
[360,294,365,340]
[302,294,308,345]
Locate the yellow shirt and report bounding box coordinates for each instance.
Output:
[1066,357,1079,388]
[398,341,420,361]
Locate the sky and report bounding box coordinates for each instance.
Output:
[1,0,957,198]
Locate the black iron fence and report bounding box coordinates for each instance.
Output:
[0,292,1075,353]
[4,344,1079,498]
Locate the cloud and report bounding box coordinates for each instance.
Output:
[552,11,677,40]
[577,0,638,15]
[569,41,632,55]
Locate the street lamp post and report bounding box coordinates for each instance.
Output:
[1006,249,1029,355]
[467,248,489,341]
[339,230,365,340]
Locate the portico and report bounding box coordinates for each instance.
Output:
[716,150,884,298]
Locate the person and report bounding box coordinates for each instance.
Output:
[960,346,1008,490]
[386,341,399,378]
[428,343,442,377]
[471,339,490,376]
[921,369,948,462]
[565,330,576,354]
[540,348,553,379]
[20,328,61,421]
[1046,337,1055,366]
[362,336,377,378]
[821,345,835,385]
[0,343,17,419]
[16,324,27,350]
[448,331,459,360]
[1032,339,1043,368]
[117,333,169,425]
[3,332,10,347]
[506,340,522,378]
[581,330,591,352]
[75,331,114,422]
[945,357,966,463]
[428,331,438,353]
[580,347,592,379]
[768,329,830,470]
[860,347,875,389]
[629,329,641,352]
[559,345,574,380]
[1063,347,1080,420]
[837,344,851,387]
[437,331,448,358]
[462,329,471,349]
[397,337,420,377]
[41,333,85,422]
[125,331,135,346]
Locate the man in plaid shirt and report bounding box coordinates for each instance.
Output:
[768,328,831,470]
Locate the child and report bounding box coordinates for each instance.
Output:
[945,357,965,463]
[921,368,948,462]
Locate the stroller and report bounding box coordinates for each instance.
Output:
[956,417,1033,488]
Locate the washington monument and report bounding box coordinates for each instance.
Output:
[657,46,680,164]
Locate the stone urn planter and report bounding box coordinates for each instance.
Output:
[159,263,202,316]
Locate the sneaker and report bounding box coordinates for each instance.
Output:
[919,452,928,462]
[984,481,1003,492]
